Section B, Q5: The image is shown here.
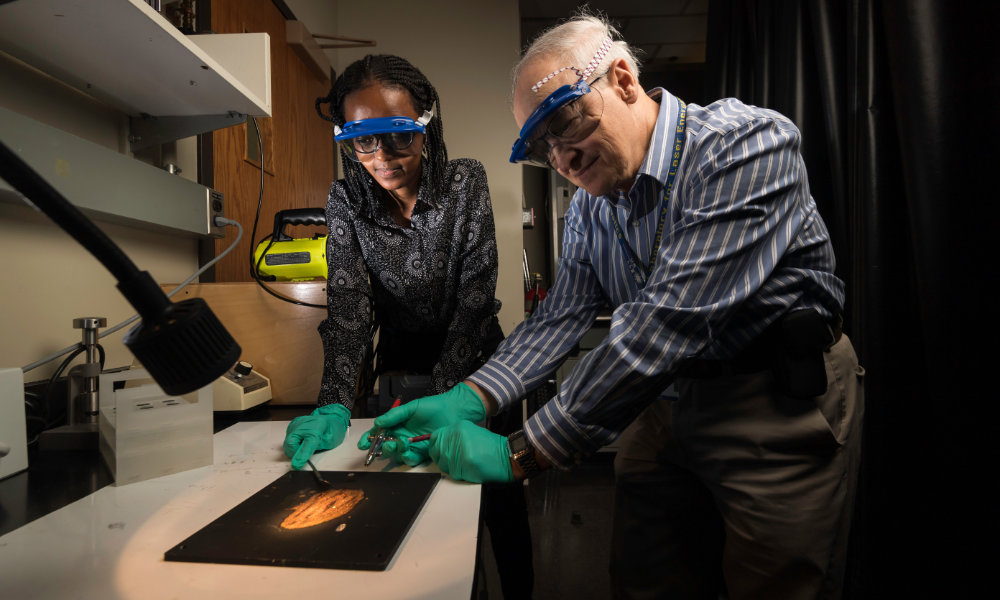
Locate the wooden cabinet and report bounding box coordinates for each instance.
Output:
[164,282,326,404]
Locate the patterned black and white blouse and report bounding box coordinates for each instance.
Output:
[317,158,502,408]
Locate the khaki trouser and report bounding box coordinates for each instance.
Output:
[611,334,865,600]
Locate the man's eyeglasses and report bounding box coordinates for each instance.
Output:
[334,110,434,162]
[510,75,605,169]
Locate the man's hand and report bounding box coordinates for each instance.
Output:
[282,403,350,470]
[357,383,487,466]
[429,420,513,484]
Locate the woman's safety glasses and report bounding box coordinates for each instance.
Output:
[334,109,434,162]
[509,75,606,169]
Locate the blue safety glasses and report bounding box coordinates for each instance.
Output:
[509,77,605,168]
[334,110,434,161]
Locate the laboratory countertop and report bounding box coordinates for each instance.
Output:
[0,405,311,538]
[0,412,482,600]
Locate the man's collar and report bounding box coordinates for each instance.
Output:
[636,87,682,189]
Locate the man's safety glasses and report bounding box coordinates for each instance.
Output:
[509,75,605,169]
[334,110,434,162]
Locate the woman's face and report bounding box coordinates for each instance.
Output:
[342,82,425,199]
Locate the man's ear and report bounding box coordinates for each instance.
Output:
[606,58,640,104]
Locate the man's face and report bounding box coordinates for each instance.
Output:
[513,57,635,197]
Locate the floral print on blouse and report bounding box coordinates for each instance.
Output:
[317,158,501,407]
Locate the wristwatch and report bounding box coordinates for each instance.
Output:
[507,430,542,479]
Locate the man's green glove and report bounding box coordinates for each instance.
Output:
[283,403,350,470]
[357,382,487,466]
[428,420,513,483]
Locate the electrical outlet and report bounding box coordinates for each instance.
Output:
[522,208,535,229]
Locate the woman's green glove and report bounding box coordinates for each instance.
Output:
[357,382,487,466]
[429,420,513,483]
[283,403,351,470]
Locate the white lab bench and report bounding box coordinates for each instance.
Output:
[0,419,481,600]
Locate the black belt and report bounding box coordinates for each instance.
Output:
[677,311,843,381]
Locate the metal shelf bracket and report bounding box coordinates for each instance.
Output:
[128,112,247,151]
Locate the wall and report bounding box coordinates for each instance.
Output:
[285,0,525,334]
[0,52,199,382]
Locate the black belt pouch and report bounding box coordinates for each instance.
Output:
[772,310,831,399]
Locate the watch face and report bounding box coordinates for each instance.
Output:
[508,431,528,455]
[508,430,540,478]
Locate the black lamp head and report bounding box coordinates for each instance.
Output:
[117,271,241,396]
[123,297,241,396]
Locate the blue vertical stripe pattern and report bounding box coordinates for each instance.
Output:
[468,89,844,468]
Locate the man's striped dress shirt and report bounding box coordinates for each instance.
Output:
[468,88,845,468]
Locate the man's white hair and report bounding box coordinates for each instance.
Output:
[513,11,641,95]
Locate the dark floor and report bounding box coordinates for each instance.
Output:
[476,451,617,600]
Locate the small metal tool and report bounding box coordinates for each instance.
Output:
[365,398,402,467]
[364,430,388,467]
[364,432,429,466]
[306,459,331,487]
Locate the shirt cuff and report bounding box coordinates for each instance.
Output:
[522,398,604,470]
[467,361,527,413]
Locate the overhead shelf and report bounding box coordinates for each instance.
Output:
[0,0,271,119]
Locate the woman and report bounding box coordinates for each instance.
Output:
[283,54,533,597]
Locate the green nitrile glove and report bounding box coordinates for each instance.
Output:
[283,403,351,470]
[357,383,487,466]
[429,420,513,483]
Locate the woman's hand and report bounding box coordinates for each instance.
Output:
[283,403,351,470]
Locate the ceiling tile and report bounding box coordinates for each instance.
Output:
[620,15,707,44]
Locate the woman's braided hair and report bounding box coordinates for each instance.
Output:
[316,55,447,210]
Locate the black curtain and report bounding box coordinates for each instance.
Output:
[704,1,999,597]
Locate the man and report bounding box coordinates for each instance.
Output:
[366,13,864,599]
